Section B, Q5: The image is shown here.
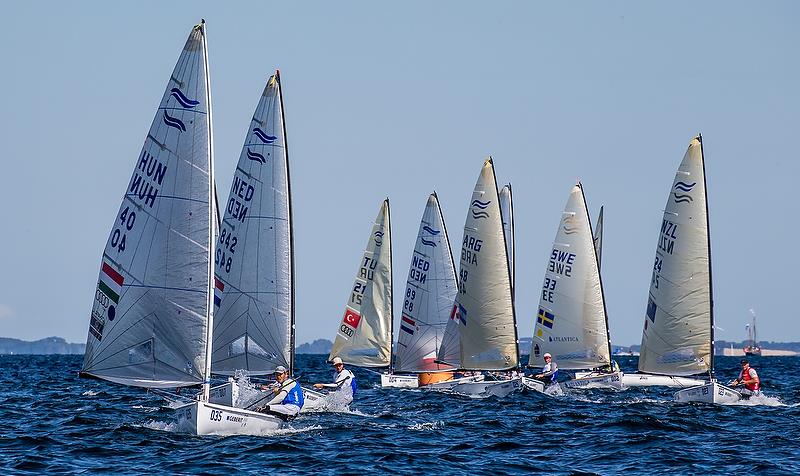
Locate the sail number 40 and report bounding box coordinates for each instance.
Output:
[110,206,137,253]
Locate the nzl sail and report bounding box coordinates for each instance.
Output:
[639,136,713,376]
[395,193,458,373]
[81,22,215,388]
[329,200,393,367]
[211,71,294,376]
[438,159,517,371]
[528,183,611,370]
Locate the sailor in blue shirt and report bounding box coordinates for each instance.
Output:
[258,365,304,419]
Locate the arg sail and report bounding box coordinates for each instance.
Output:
[329,200,393,367]
[395,193,458,373]
[528,183,611,370]
[81,23,215,388]
[211,71,294,376]
[638,136,712,376]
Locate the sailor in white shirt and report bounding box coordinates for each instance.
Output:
[313,356,357,405]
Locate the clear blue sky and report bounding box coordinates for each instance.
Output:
[1,2,797,346]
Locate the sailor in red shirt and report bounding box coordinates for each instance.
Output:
[731,359,761,397]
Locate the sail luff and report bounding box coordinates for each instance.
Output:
[698,133,715,374]
[201,20,215,401]
[387,198,395,372]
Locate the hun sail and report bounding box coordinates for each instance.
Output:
[445,159,517,371]
[82,23,214,388]
[211,71,293,376]
[395,193,458,373]
[528,183,610,370]
[329,200,393,367]
[638,136,712,376]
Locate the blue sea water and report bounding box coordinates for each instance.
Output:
[1,354,799,475]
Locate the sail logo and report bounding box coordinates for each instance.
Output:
[339,308,362,339]
[400,314,416,335]
[163,110,187,132]
[169,88,200,108]
[646,297,657,323]
[214,276,225,308]
[672,181,696,204]
[562,215,579,235]
[246,148,266,164]
[421,226,439,247]
[450,303,467,325]
[537,308,555,329]
[471,200,491,219]
[253,127,277,144]
[374,231,384,246]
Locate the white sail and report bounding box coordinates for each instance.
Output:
[448,159,517,371]
[329,200,393,367]
[638,136,712,376]
[395,193,458,373]
[82,23,214,388]
[499,184,514,294]
[594,205,603,270]
[211,72,293,376]
[528,183,610,370]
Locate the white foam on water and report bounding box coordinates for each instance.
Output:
[132,404,159,413]
[136,420,179,432]
[408,421,444,431]
[82,390,100,396]
[724,394,787,407]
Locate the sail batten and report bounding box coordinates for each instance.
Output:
[81,22,214,388]
[638,137,712,376]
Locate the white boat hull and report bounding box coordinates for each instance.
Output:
[564,371,624,390]
[521,377,564,396]
[175,400,283,436]
[674,380,742,404]
[422,375,485,392]
[208,381,238,407]
[448,377,522,398]
[380,373,420,388]
[621,373,705,388]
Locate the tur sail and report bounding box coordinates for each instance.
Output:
[594,205,604,269]
[528,183,611,370]
[329,200,393,367]
[499,184,514,294]
[211,71,294,376]
[81,22,215,388]
[395,193,458,373]
[441,159,517,371]
[638,136,712,376]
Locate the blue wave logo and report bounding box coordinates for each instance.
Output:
[420,238,437,247]
[672,181,696,204]
[246,148,266,164]
[374,231,384,246]
[471,200,491,219]
[253,127,277,144]
[163,111,186,132]
[562,215,578,235]
[170,88,199,108]
[422,226,440,235]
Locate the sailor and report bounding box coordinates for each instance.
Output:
[313,356,357,405]
[731,359,761,397]
[534,352,559,384]
[256,365,304,419]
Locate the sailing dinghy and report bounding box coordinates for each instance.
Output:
[80,21,284,434]
[431,159,521,398]
[526,183,622,391]
[386,193,459,388]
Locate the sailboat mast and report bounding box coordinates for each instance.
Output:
[580,183,614,364]
[275,70,296,377]
[200,19,215,401]
[386,198,395,372]
[698,134,715,376]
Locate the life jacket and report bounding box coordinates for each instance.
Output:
[740,367,760,391]
[350,372,358,398]
[281,379,305,408]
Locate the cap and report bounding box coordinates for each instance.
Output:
[331,357,344,366]
[273,365,288,374]
[543,353,552,359]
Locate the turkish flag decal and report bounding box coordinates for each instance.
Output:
[342,309,362,329]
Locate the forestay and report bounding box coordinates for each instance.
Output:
[82,24,214,388]
[445,159,517,371]
[528,183,610,370]
[329,200,393,367]
[638,137,712,376]
[395,193,458,373]
[211,72,293,376]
